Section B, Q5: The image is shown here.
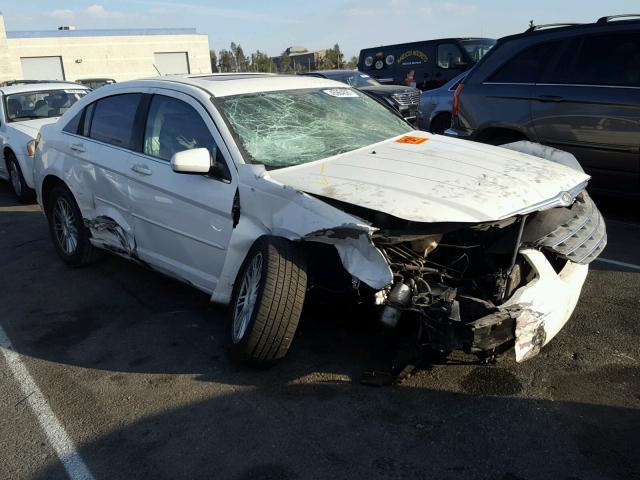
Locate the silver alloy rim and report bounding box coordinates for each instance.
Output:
[232,252,263,343]
[9,161,21,196]
[53,197,79,255]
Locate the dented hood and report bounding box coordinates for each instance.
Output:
[268,132,590,223]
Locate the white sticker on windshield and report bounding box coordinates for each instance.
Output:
[322,88,359,98]
[64,89,87,94]
[360,74,370,78]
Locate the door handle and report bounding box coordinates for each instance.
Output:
[536,95,564,103]
[131,164,152,176]
[70,143,85,152]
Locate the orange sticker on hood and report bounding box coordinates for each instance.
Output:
[396,135,428,144]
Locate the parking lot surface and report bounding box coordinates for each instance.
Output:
[1,182,639,480]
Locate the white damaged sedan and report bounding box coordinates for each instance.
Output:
[33,74,606,364]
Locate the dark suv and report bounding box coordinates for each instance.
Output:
[298,70,420,122]
[446,15,640,196]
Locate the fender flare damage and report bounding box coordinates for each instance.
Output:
[210,165,393,304]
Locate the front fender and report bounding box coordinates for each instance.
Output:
[210,165,393,305]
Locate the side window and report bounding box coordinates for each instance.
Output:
[143,95,217,162]
[62,109,83,134]
[82,103,95,137]
[570,32,640,87]
[437,43,464,69]
[89,93,142,149]
[489,40,563,83]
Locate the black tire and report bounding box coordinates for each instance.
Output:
[485,132,527,146]
[430,113,452,135]
[229,236,307,364]
[46,185,103,267]
[7,154,35,203]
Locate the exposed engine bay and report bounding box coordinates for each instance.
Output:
[363,191,607,363]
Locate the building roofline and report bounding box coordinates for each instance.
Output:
[6,27,202,39]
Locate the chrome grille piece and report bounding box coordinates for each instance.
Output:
[537,192,607,264]
[391,91,420,106]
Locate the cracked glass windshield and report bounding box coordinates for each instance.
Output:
[216,88,412,168]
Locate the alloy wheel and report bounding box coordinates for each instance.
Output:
[52,197,79,255]
[9,161,22,196]
[232,252,263,343]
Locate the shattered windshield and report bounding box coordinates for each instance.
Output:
[216,88,412,168]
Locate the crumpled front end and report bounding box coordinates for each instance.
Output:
[371,190,606,362]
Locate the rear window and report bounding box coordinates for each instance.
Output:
[89,94,142,149]
[489,40,563,83]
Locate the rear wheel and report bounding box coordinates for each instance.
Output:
[484,131,527,146]
[7,154,35,203]
[46,185,103,267]
[230,236,307,364]
[430,113,452,135]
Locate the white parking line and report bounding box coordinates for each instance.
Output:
[595,257,640,271]
[0,325,95,480]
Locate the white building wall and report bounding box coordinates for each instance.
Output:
[0,16,212,83]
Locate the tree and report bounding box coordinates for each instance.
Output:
[323,44,344,69]
[345,55,358,70]
[278,51,294,73]
[218,48,234,73]
[230,42,249,72]
[250,50,275,72]
[210,50,219,73]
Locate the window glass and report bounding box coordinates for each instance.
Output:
[216,88,412,169]
[82,103,95,137]
[437,43,465,69]
[489,41,563,83]
[143,95,217,161]
[63,110,83,134]
[4,89,87,122]
[570,32,640,87]
[89,94,142,149]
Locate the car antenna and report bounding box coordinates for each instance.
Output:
[153,64,162,76]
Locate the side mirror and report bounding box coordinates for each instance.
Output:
[170,148,211,174]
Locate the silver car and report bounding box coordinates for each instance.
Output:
[416,72,466,134]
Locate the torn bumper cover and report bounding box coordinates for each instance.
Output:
[502,249,588,362]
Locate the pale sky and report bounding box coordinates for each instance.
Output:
[1,1,637,58]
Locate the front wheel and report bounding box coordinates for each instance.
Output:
[230,236,307,364]
[7,155,35,203]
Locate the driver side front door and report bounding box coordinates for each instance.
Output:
[127,90,237,293]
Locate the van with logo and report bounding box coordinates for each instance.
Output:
[358,38,495,90]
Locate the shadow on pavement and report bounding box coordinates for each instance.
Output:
[1,182,639,479]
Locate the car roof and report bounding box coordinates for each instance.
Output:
[498,16,640,44]
[120,73,347,97]
[0,82,89,95]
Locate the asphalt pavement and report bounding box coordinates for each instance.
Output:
[1,182,638,480]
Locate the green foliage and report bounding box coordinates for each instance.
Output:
[211,42,347,74]
[218,48,234,73]
[209,50,219,73]
[345,55,358,69]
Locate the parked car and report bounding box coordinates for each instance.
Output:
[358,38,495,90]
[34,73,606,365]
[0,82,90,201]
[416,72,466,133]
[75,78,116,90]
[446,15,640,197]
[299,70,420,122]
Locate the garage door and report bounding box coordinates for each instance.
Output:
[154,52,190,75]
[20,56,65,81]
